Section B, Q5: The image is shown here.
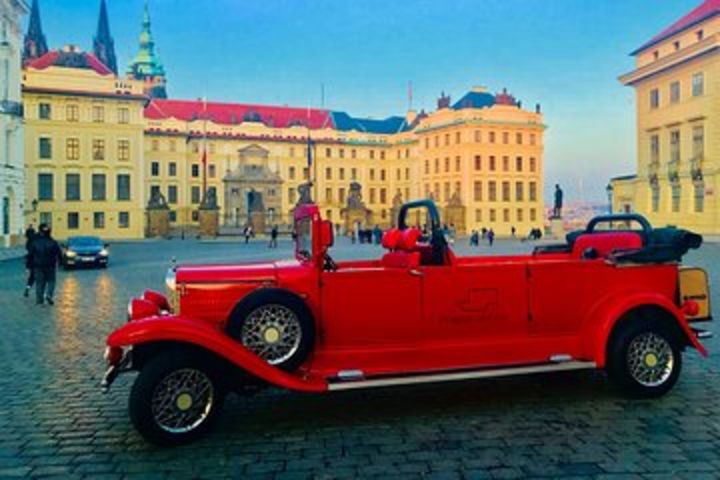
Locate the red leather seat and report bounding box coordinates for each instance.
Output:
[381,228,422,268]
[382,228,402,250]
[399,228,422,251]
[572,232,642,259]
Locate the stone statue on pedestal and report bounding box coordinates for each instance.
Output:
[552,184,564,219]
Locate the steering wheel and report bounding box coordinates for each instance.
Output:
[323,254,338,272]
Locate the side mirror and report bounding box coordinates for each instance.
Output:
[320,220,334,249]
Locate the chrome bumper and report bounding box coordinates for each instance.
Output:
[100,349,132,394]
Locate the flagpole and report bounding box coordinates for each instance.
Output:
[202,96,208,199]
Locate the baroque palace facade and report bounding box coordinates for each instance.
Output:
[612,0,720,234]
[20,0,545,240]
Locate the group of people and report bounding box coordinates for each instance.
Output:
[350,225,384,245]
[23,224,62,305]
[469,228,496,247]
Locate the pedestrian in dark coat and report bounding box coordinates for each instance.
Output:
[269,225,279,248]
[488,229,495,247]
[27,224,62,305]
[24,225,37,297]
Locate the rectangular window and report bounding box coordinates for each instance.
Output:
[92,174,106,201]
[670,130,680,163]
[381,169,386,181]
[39,212,52,228]
[65,174,80,201]
[455,156,461,171]
[351,168,357,180]
[650,135,659,164]
[288,188,296,204]
[151,162,159,176]
[530,208,537,222]
[92,139,105,160]
[191,186,201,204]
[168,186,178,204]
[208,165,216,178]
[39,137,52,159]
[517,208,524,222]
[340,168,345,180]
[339,148,344,159]
[515,182,524,201]
[649,88,659,109]
[475,209,482,222]
[502,181,510,202]
[488,181,497,201]
[339,188,346,204]
[670,81,680,103]
[369,188,376,204]
[473,181,482,202]
[369,150,375,160]
[489,132,495,143]
[651,184,660,213]
[474,155,481,170]
[169,211,177,222]
[380,188,387,204]
[118,107,130,124]
[455,132,461,144]
[93,212,105,229]
[168,162,177,176]
[490,209,496,222]
[150,185,160,199]
[694,182,704,213]
[118,140,130,161]
[67,212,79,230]
[92,106,104,122]
[288,166,296,180]
[530,157,537,172]
[370,169,375,181]
[191,164,200,177]
[444,158,450,173]
[516,133,523,145]
[325,148,332,158]
[119,211,130,229]
[671,182,681,212]
[692,73,704,97]
[692,125,704,158]
[529,182,537,202]
[66,104,79,122]
[503,208,510,222]
[39,103,51,120]
[38,173,53,200]
[502,132,509,144]
[117,174,131,201]
[326,167,332,180]
[530,134,536,146]
[516,157,523,172]
[489,156,496,171]
[474,130,481,142]
[66,138,80,160]
[502,156,509,172]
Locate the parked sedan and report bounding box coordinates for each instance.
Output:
[62,236,109,269]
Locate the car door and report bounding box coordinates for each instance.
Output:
[318,265,423,375]
[419,260,534,368]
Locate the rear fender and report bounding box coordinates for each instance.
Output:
[107,316,327,393]
[585,292,707,367]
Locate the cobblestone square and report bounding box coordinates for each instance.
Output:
[0,238,718,479]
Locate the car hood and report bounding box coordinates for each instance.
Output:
[175,260,280,284]
[68,246,103,255]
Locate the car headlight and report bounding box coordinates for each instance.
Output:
[99,249,109,256]
[66,250,77,258]
[165,268,176,292]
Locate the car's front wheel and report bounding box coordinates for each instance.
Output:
[129,350,225,445]
[606,316,682,398]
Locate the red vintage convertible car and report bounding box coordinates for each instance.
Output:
[103,200,712,445]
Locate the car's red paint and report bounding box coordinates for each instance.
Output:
[108,203,708,393]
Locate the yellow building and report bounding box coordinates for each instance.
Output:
[22,45,147,239]
[612,0,720,234]
[143,86,544,236]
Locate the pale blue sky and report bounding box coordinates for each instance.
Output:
[31,0,701,202]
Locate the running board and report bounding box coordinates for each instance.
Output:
[328,361,596,391]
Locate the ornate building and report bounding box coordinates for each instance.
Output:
[127,2,167,99]
[0,0,28,247]
[19,1,546,239]
[612,0,719,234]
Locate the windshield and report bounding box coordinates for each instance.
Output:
[69,237,102,247]
[295,217,313,260]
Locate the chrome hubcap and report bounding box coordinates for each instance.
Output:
[627,332,674,387]
[241,304,302,365]
[151,368,214,434]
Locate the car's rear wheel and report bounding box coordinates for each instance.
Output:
[606,316,682,398]
[129,350,225,446]
[227,289,315,371]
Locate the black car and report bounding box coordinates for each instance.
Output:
[62,236,110,269]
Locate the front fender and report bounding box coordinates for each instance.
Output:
[107,316,328,393]
[583,292,708,368]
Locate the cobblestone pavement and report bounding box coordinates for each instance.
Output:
[0,237,718,480]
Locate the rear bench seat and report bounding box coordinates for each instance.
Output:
[571,232,643,259]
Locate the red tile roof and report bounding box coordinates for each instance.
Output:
[25,49,114,76]
[632,0,720,54]
[145,99,334,130]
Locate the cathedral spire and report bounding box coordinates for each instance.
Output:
[128,1,167,98]
[93,0,118,75]
[23,0,49,62]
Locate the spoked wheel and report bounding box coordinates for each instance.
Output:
[241,304,303,366]
[129,351,225,445]
[607,316,682,398]
[227,289,315,371]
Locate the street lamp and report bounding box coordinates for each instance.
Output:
[605,183,614,214]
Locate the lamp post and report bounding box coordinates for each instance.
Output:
[605,183,614,214]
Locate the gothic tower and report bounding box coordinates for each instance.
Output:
[23,0,48,62]
[93,0,118,75]
[127,1,167,98]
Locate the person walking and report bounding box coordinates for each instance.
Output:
[511,226,516,238]
[23,225,37,297]
[487,229,495,247]
[269,225,279,248]
[27,224,62,305]
[244,225,252,244]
